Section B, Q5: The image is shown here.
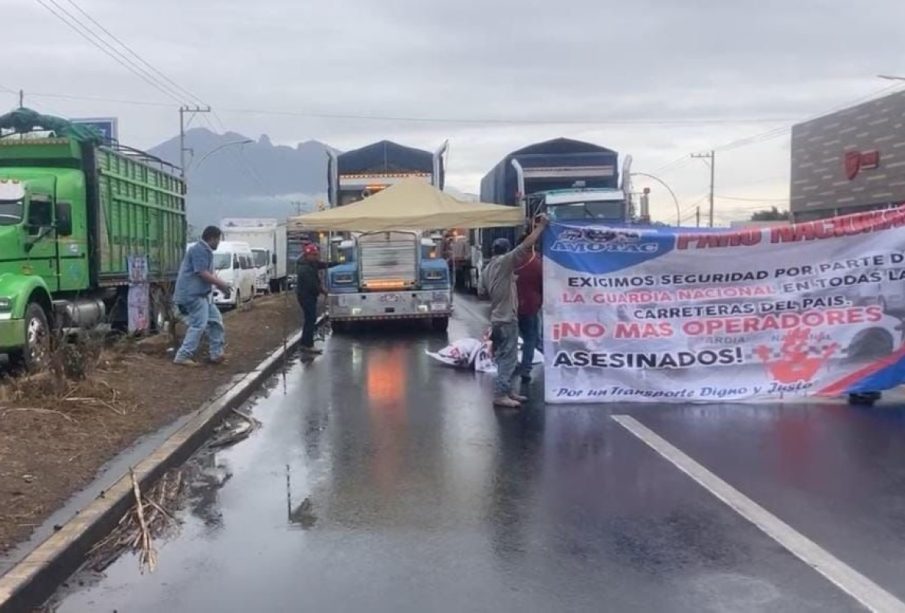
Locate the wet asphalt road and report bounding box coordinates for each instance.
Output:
[51,296,905,612]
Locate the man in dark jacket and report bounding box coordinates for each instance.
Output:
[515,237,542,383]
[296,243,328,354]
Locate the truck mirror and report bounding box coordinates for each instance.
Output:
[55,201,73,237]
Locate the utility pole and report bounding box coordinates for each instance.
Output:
[179,105,211,178]
[691,150,716,227]
[18,90,24,108]
[696,206,701,228]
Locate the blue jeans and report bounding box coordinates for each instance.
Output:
[518,313,539,378]
[492,321,519,397]
[175,297,225,362]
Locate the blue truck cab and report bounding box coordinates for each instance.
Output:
[326,232,452,332]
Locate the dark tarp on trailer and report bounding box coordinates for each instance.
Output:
[338,140,434,175]
[480,137,619,208]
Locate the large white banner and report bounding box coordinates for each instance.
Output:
[542,208,905,403]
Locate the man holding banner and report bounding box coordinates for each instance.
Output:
[481,216,548,408]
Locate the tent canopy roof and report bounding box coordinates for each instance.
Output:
[288,179,523,232]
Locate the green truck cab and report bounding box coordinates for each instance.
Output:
[0,108,186,369]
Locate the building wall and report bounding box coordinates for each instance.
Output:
[790,90,905,221]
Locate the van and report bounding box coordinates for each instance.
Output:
[211,241,256,308]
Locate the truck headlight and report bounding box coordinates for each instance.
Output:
[0,297,14,312]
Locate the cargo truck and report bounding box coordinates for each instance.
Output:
[0,108,186,369]
[473,137,633,286]
[324,140,453,331]
[221,217,288,292]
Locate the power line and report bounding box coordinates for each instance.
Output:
[714,82,905,153]
[62,0,207,107]
[15,88,801,127]
[32,0,184,103]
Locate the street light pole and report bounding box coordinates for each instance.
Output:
[630,172,682,226]
[190,139,253,172]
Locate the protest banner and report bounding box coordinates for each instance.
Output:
[542,207,905,403]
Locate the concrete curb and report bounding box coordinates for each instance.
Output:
[0,320,319,612]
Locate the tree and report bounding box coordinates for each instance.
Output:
[750,207,790,222]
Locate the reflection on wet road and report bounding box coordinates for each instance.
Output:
[51,300,905,612]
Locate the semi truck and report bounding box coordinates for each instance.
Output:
[324,140,453,331]
[221,217,288,292]
[0,108,186,369]
[473,137,633,284]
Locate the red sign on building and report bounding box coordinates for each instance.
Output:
[844,149,881,180]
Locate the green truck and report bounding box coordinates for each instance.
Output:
[0,108,186,369]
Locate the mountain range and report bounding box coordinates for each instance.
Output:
[147,128,335,229]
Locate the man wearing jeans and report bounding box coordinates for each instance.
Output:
[480,216,547,408]
[515,238,542,384]
[173,226,232,367]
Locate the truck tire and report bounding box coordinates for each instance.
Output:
[9,302,52,372]
[149,286,172,334]
[431,317,449,333]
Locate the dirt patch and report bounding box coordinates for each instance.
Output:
[0,293,302,556]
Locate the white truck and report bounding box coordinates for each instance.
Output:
[221,218,289,293]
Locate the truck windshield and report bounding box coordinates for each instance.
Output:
[549,200,625,221]
[0,198,23,225]
[252,250,269,267]
[213,253,232,270]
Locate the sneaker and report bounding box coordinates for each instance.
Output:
[301,346,323,355]
[509,392,528,403]
[208,355,227,365]
[493,396,521,409]
[173,358,199,367]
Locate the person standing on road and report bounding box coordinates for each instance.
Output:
[296,243,329,354]
[515,234,543,384]
[481,216,548,408]
[173,226,232,367]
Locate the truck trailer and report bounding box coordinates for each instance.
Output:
[0,108,186,369]
[221,217,288,292]
[324,140,453,330]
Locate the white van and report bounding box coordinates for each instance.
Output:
[211,241,256,309]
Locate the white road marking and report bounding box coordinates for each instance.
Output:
[612,415,905,613]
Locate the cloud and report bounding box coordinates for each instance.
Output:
[5,0,905,223]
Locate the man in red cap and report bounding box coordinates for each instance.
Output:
[295,243,328,354]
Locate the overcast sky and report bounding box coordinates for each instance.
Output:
[4,0,905,224]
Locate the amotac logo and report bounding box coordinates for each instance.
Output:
[551,228,660,254]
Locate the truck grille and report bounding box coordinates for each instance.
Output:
[358,231,417,288]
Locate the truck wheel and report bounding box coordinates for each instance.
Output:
[10,302,52,372]
[149,286,171,334]
[431,317,449,333]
